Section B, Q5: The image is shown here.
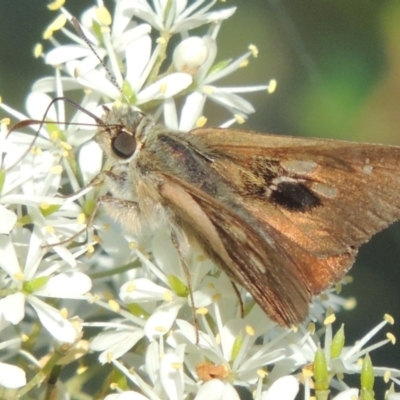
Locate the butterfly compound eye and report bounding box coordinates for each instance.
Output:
[112,130,136,159]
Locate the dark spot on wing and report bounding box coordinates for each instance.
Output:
[270,181,321,212]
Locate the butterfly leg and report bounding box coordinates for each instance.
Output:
[42,196,129,248]
[54,171,106,200]
[45,194,139,247]
[230,281,244,318]
[44,168,139,247]
[50,170,109,241]
[170,231,200,345]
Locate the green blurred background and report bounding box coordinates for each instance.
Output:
[1,0,400,393]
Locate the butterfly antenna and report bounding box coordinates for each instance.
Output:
[5,97,106,172]
[71,17,129,103]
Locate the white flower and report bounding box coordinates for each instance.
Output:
[167,304,291,397]
[326,315,400,379]
[39,5,193,111]
[0,233,91,343]
[117,229,243,342]
[120,0,236,34]
[172,35,273,130]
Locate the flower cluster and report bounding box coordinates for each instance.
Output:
[0,0,399,399]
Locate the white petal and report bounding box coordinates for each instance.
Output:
[0,235,21,278]
[203,7,237,23]
[179,91,206,131]
[123,1,163,31]
[126,35,152,91]
[137,73,192,103]
[144,300,184,340]
[77,53,105,76]
[35,272,92,298]
[195,380,239,400]
[174,0,188,16]
[50,243,78,269]
[151,230,182,278]
[0,206,17,233]
[120,278,171,303]
[98,226,132,264]
[168,319,197,346]
[192,288,213,308]
[114,23,152,51]
[0,194,63,208]
[160,353,184,400]
[0,314,10,331]
[262,376,299,400]
[172,8,236,33]
[65,61,120,99]
[1,293,25,324]
[33,77,84,93]
[24,223,45,280]
[112,1,136,36]
[79,140,103,184]
[28,296,77,343]
[45,45,93,65]
[332,389,360,400]
[0,362,26,388]
[26,92,57,121]
[163,98,179,130]
[208,91,255,114]
[145,341,160,384]
[91,329,145,364]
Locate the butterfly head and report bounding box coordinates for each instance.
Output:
[96,105,155,164]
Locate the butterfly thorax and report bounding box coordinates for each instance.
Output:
[95,105,224,233]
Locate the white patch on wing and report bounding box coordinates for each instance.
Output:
[280,160,318,175]
[311,182,338,198]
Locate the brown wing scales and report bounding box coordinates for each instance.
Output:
[155,128,400,325]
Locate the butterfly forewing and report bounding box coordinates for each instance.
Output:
[157,127,400,324]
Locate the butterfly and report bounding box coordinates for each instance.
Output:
[90,103,400,326]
